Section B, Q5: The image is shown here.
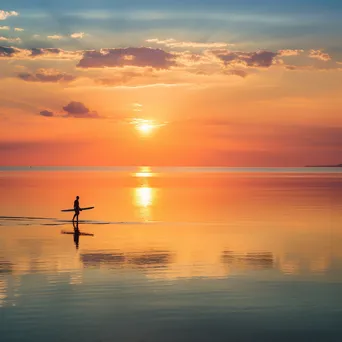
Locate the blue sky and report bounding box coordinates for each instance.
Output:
[2,0,342,54]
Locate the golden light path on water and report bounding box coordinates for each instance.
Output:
[133,166,156,221]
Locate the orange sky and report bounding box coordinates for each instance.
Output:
[1,2,342,166]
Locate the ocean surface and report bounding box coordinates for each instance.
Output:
[1,167,342,342]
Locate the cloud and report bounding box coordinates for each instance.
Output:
[14,27,24,32]
[225,69,248,78]
[17,69,76,83]
[0,36,21,43]
[133,102,143,112]
[47,35,63,40]
[146,38,231,49]
[70,32,85,39]
[28,48,82,60]
[90,68,155,87]
[0,46,19,57]
[211,49,278,68]
[62,101,99,118]
[284,65,315,71]
[40,110,54,117]
[0,46,82,60]
[309,49,331,61]
[0,10,19,20]
[278,49,304,56]
[0,26,9,30]
[39,101,100,119]
[77,47,176,69]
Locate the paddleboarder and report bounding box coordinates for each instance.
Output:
[73,196,82,224]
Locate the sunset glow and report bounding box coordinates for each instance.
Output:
[0,1,341,166]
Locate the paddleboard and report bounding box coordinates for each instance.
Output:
[61,231,94,236]
[61,206,94,212]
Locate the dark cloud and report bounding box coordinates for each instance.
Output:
[212,50,278,68]
[28,48,81,59]
[0,46,20,57]
[18,69,76,83]
[40,110,54,117]
[39,101,100,119]
[62,101,99,118]
[29,48,62,57]
[0,46,81,59]
[77,47,176,69]
[285,65,297,70]
[63,101,89,114]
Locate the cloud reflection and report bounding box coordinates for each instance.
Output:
[0,258,13,274]
[81,251,172,269]
[221,251,274,270]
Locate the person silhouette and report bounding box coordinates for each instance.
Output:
[72,196,82,224]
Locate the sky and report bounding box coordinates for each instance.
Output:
[1,0,342,166]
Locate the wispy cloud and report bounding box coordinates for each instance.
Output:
[17,69,76,83]
[0,10,19,20]
[146,38,231,49]
[0,36,21,43]
[224,69,248,78]
[132,102,143,112]
[70,32,85,39]
[278,49,304,56]
[14,27,24,32]
[47,34,63,40]
[0,26,9,30]
[309,49,331,61]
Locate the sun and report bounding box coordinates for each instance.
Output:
[130,118,167,136]
[138,122,154,135]
[131,119,157,136]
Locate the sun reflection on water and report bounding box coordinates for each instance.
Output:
[133,166,154,178]
[136,187,153,208]
[133,167,156,221]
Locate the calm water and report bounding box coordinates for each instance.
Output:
[1,168,342,341]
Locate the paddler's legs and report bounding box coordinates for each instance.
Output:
[73,219,79,232]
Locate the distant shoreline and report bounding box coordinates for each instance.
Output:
[305,164,342,167]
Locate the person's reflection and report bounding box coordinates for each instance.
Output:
[73,220,80,249]
[62,221,93,250]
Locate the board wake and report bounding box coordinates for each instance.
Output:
[61,206,94,212]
